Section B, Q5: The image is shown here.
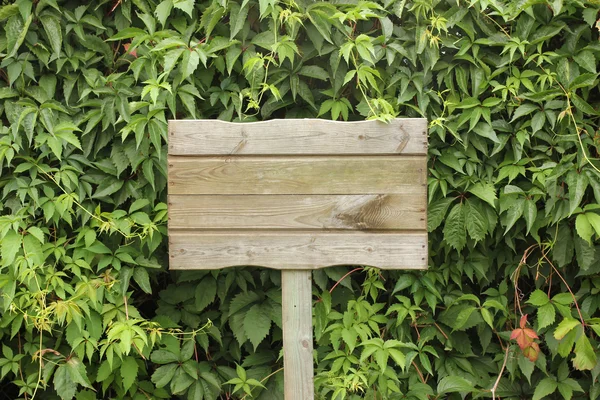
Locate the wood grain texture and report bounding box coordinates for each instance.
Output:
[168,194,426,230]
[168,231,428,270]
[168,156,426,195]
[168,118,427,156]
[282,270,314,400]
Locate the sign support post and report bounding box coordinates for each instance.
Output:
[282,270,314,399]
[167,118,428,399]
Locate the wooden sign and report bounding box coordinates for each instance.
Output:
[167,119,428,399]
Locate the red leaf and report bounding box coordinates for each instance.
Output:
[520,314,528,329]
[524,328,539,339]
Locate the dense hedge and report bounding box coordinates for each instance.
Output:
[1,0,600,399]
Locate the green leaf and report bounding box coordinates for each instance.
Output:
[576,214,593,245]
[554,318,580,340]
[173,0,195,17]
[537,303,556,330]
[532,377,557,400]
[54,365,77,400]
[299,65,329,81]
[574,236,596,271]
[1,230,21,266]
[154,0,173,27]
[566,170,589,215]
[517,354,535,384]
[133,267,152,294]
[181,49,200,81]
[523,199,537,235]
[552,224,574,267]
[573,50,596,73]
[195,276,216,312]
[573,334,597,370]
[171,366,195,394]
[151,350,179,365]
[428,198,454,232]
[229,2,249,40]
[511,103,538,122]
[27,226,44,244]
[39,14,62,57]
[503,196,524,234]
[6,14,33,58]
[151,364,177,388]
[468,182,497,208]
[243,304,271,350]
[436,376,474,394]
[443,203,466,251]
[528,290,549,307]
[121,356,138,391]
[465,200,487,242]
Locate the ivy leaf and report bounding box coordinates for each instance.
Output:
[229,2,249,40]
[532,377,558,400]
[243,304,271,350]
[523,199,537,235]
[171,366,195,394]
[468,182,497,208]
[576,214,593,244]
[195,276,216,312]
[54,364,77,400]
[552,224,574,267]
[465,200,487,242]
[573,50,596,73]
[510,103,538,122]
[517,354,535,384]
[573,334,597,370]
[151,350,179,364]
[1,229,21,266]
[6,14,32,58]
[574,236,596,271]
[427,198,453,232]
[504,198,525,234]
[181,49,200,81]
[154,0,173,27]
[173,0,195,17]
[121,356,138,391]
[443,203,466,251]
[436,376,474,394]
[566,170,589,215]
[537,303,556,330]
[188,381,205,400]
[133,267,152,294]
[554,318,580,340]
[151,364,177,388]
[299,65,329,81]
[39,14,62,58]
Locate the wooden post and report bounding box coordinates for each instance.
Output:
[282,270,314,400]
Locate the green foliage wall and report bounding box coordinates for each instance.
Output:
[1,0,600,399]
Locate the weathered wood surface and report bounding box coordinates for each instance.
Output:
[168,194,426,230]
[282,270,314,400]
[168,156,426,195]
[168,231,428,270]
[169,119,427,155]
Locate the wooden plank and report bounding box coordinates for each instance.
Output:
[282,270,314,400]
[168,156,426,195]
[168,194,426,230]
[168,118,427,156]
[168,231,428,270]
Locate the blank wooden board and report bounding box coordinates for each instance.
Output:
[169,231,427,269]
[169,118,427,155]
[168,194,426,230]
[167,118,428,400]
[167,118,428,270]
